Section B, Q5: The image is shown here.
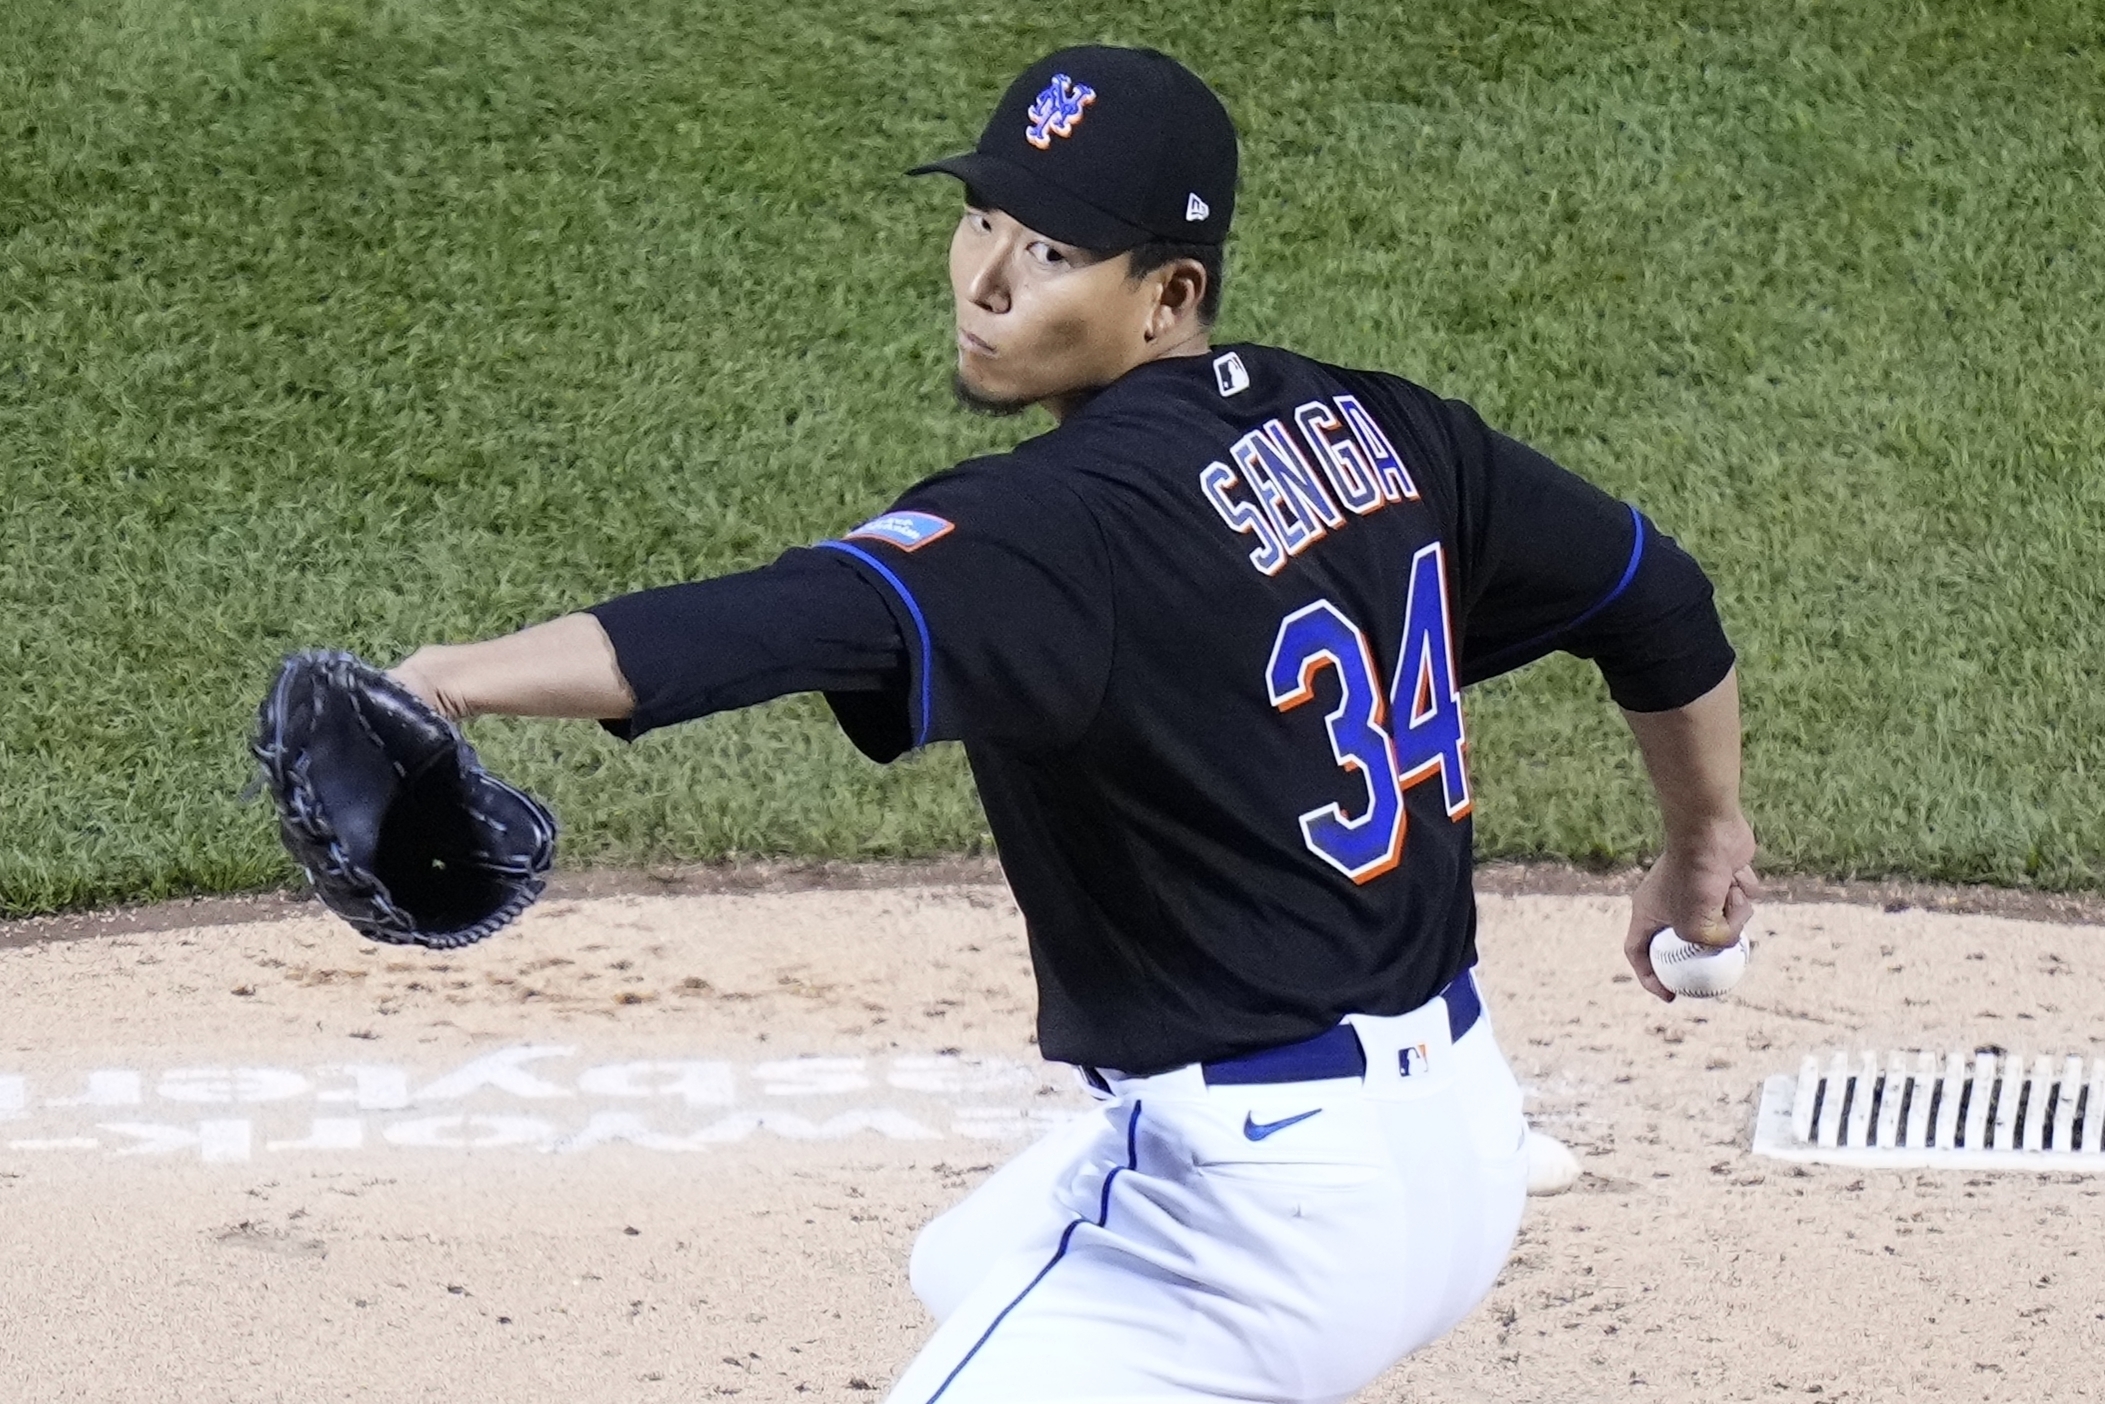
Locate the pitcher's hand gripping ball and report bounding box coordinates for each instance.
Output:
[252,650,557,949]
[1649,927,1750,998]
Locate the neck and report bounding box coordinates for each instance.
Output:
[1043,327,1213,424]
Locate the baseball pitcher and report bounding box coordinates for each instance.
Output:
[368,46,1758,1404]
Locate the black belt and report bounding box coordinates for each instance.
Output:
[1198,966,1482,1087]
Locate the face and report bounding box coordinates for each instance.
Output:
[948,203,1181,418]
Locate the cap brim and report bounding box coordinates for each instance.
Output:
[907,151,1153,253]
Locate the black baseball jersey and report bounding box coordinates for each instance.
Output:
[592,343,1733,1074]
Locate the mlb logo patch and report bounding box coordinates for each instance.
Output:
[1213,352,1249,397]
[844,511,955,551]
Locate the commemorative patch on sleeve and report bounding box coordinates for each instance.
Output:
[843,511,955,551]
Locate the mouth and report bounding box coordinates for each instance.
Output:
[956,327,996,358]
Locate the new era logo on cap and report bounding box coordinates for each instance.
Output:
[1185,192,1209,222]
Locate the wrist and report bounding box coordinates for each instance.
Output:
[1660,811,1755,866]
[393,645,472,719]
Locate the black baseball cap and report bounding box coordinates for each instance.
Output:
[910,46,1237,252]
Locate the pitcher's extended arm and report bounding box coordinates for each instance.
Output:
[387,548,909,729]
[1620,668,1759,1000]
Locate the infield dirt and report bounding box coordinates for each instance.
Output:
[1,873,2099,1403]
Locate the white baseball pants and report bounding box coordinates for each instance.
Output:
[884,990,1529,1404]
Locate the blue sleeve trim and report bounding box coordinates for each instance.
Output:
[816,539,934,749]
[1470,503,1647,676]
[1562,503,1647,636]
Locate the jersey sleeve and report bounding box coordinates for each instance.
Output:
[814,457,1117,757]
[586,547,908,740]
[1419,393,1736,711]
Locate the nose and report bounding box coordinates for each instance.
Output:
[960,236,1011,315]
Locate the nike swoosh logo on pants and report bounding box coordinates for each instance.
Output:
[1242,1108,1323,1141]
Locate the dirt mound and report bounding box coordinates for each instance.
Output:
[2,880,2098,1401]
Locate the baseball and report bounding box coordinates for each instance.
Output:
[1648,927,1749,997]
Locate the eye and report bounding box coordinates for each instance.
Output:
[1027,240,1068,267]
[962,208,993,233]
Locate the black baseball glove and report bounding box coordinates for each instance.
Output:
[252,650,557,949]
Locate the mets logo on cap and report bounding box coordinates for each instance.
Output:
[1025,73,1095,149]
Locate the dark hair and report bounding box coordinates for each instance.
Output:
[961,187,1226,324]
[1125,239,1224,325]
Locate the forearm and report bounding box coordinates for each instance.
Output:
[1619,667,1758,974]
[393,613,635,721]
[1620,667,1749,853]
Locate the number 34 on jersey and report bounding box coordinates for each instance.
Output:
[1266,543,1471,884]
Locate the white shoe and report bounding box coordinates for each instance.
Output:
[1525,1129,1581,1195]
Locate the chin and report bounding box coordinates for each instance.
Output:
[951,368,1034,418]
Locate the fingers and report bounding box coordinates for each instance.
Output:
[1622,917,1676,1003]
[1623,844,1763,1000]
[1685,865,1760,948]
[1722,879,1755,938]
[1683,905,1749,948]
[1685,912,1737,948]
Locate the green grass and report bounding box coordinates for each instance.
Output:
[3,0,2101,914]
